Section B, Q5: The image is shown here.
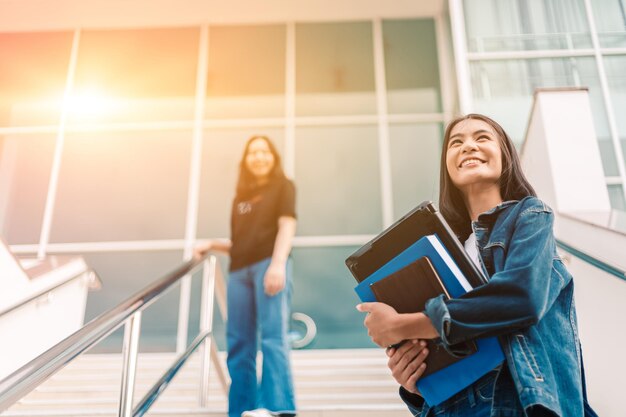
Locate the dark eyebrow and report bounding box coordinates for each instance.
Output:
[449,129,494,142]
[473,129,493,137]
[449,133,463,141]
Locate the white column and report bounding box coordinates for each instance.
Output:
[448,0,473,115]
[372,18,394,227]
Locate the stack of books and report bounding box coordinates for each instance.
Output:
[346,202,504,406]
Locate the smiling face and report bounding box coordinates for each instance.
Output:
[445,118,503,197]
[245,137,276,180]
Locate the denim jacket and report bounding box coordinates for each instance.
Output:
[403,197,587,416]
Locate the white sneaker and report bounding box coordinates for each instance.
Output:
[241,409,278,417]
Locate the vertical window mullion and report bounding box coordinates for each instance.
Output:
[583,0,626,199]
[38,29,81,259]
[372,18,393,228]
[285,22,296,179]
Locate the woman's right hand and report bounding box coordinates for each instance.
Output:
[386,339,429,395]
[193,240,212,260]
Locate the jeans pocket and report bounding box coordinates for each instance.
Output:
[476,375,496,402]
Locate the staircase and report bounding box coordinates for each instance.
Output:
[1,349,409,417]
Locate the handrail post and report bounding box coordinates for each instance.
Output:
[176,274,192,354]
[214,260,228,321]
[199,256,216,407]
[119,311,142,417]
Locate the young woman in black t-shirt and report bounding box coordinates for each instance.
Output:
[195,135,297,417]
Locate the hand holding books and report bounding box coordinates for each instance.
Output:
[347,202,504,406]
[356,302,439,348]
[386,339,428,396]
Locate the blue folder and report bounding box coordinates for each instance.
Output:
[355,234,504,406]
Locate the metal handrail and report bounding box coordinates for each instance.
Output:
[0,253,228,415]
[556,239,626,282]
[134,329,212,417]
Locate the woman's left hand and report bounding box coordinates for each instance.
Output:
[357,302,404,347]
[264,262,286,296]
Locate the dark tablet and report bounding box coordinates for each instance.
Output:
[345,201,487,288]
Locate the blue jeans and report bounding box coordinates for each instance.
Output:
[415,366,526,417]
[226,258,296,417]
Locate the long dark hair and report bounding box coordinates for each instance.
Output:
[236,135,286,198]
[439,114,536,239]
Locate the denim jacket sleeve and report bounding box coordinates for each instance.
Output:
[424,206,569,347]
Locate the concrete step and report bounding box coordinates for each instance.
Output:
[2,406,410,417]
[1,349,409,417]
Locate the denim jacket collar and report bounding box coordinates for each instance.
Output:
[473,200,519,227]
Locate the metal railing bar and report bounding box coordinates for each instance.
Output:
[556,239,626,282]
[132,329,211,417]
[0,257,203,411]
[209,338,229,392]
[198,257,216,406]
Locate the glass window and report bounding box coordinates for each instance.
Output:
[604,55,626,172]
[463,0,591,52]
[295,125,382,235]
[470,57,615,175]
[206,25,286,119]
[50,131,192,243]
[295,22,377,116]
[291,246,375,349]
[197,127,285,239]
[0,135,55,244]
[70,28,199,124]
[608,184,626,210]
[389,124,442,220]
[83,250,184,353]
[591,0,626,48]
[0,31,73,127]
[383,19,442,114]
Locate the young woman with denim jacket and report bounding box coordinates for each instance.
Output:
[196,135,297,417]
[358,114,596,416]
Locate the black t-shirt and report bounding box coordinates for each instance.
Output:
[230,178,296,271]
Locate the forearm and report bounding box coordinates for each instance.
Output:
[395,312,440,340]
[201,238,231,255]
[270,216,296,265]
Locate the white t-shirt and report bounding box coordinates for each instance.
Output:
[464,232,481,270]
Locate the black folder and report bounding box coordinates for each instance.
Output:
[345,201,487,288]
[370,256,477,376]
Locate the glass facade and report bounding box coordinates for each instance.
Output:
[464,0,591,52]
[383,19,442,113]
[71,28,199,123]
[295,22,377,116]
[0,19,445,350]
[0,32,72,126]
[295,125,382,236]
[0,134,55,244]
[50,130,192,242]
[206,25,286,119]
[591,0,626,48]
[463,0,626,209]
